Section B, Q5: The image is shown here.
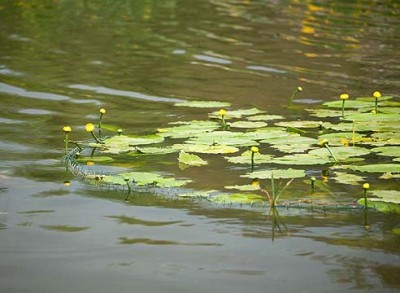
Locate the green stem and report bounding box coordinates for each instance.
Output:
[91,131,102,144]
[64,134,69,154]
[251,152,255,172]
[341,100,345,118]
[325,144,338,163]
[98,113,103,137]
[375,98,378,114]
[364,189,368,210]
[288,89,299,106]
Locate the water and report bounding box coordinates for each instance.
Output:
[1,1,400,292]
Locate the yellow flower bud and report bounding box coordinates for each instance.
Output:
[63,126,72,133]
[340,93,349,100]
[100,108,106,114]
[250,146,259,153]
[319,139,329,146]
[219,109,227,116]
[85,123,95,132]
[373,91,381,99]
[297,86,303,92]
[363,183,370,190]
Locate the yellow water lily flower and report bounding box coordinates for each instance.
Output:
[373,91,381,99]
[85,123,95,132]
[250,146,259,153]
[319,138,329,146]
[219,109,227,117]
[63,126,72,133]
[297,86,303,92]
[363,183,370,190]
[339,93,349,100]
[100,108,106,114]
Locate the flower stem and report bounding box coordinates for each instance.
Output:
[91,131,102,144]
[324,144,338,163]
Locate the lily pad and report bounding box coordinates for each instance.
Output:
[308,146,370,159]
[334,163,400,173]
[224,150,272,164]
[242,128,297,141]
[100,134,164,154]
[172,143,239,154]
[209,108,264,119]
[178,190,217,199]
[371,146,400,157]
[174,100,231,108]
[211,193,265,204]
[318,132,368,146]
[332,172,365,186]
[242,168,306,179]
[345,113,400,122]
[260,135,318,146]
[272,154,332,165]
[323,100,374,108]
[229,121,268,129]
[186,131,257,147]
[178,151,207,166]
[357,198,400,213]
[130,146,178,155]
[370,190,400,204]
[270,144,316,153]
[275,120,323,129]
[157,120,220,139]
[306,108,359,118]
[247,114,285,121]
[224,184,260,191]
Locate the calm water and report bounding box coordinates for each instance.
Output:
[1,1,400,292]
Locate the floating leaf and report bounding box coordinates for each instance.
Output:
[178,151,208,166]
[275,120,323,129]
[186,131,257,147]
[224,184,260,191]
[229,121,268,129]
[334,164,400,173]
[370,190,400,204]
[345,113,400,123]
[309,146,370,159]
[271,144,316,153]
[157,120,220,138]
[224,150,272,164]
[247,114,285,121]
[307,108,359,118]
[318,132,368,146]
[178,190,217,199]
[323,100,374,108]
[242,168,306,179]
[209,108,264,119]
[174,100,231,108]
[357,198,400,213]
[261,135,317,146]
[332,172,365,186]
[371,146,400,157]
[130,146,177,155]
[242,128,297,141]
[211,193,264,204]
[272,154,332,165]
[100,134,164,154]
[172,143,239,154]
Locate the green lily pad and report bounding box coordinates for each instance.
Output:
[332,172,366,186]
[306,108,359,118]
[370,190,400,204]
[209,108,264,119]
[272,154,332,165]
[77,156,114,163]
[275,120,323,129]
[229,121,268,129]
[261,135,318,146]
[357,198,400,213]
[178,151,207,166]
[157,120,220,139]
[224,150,272,164]
[345,113,400,122]
[174,100,231,108]
[356,95,393,102]
[130,146,177,155]
[270,144,316,153]
[323,100,374,108]
[247,114,285,121]
[334,163,400,173]
[172,143,239,154]
[242,168,306,179]
[242,128,297,141]
[211,193,265,204]
[186,131,257,147]
[224,184,260,191]
[89,171,191,188]
[371,146,400,157]
[318,132,368,146]
[178,190,217,199]
[309,146,370,159]
[371,132,400,145]
[100,134,164,154]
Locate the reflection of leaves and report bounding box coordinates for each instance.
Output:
[41,225,89,232]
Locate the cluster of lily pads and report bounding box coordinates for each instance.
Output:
[62,91,400,212]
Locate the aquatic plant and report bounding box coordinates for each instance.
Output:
[98,108,106,137]
[85,123,102,143]
[62,126,72,154]
[250,146,259,171]
[288,86,303,106]
[319,139,338,163]
[218,108,228,130]
[373,91,381,113]
[339,93,349,118]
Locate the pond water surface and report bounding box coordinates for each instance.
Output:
[1,1,400,292]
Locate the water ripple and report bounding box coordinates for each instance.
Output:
[0,82,70,101]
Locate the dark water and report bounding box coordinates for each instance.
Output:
[1,1,400,292]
